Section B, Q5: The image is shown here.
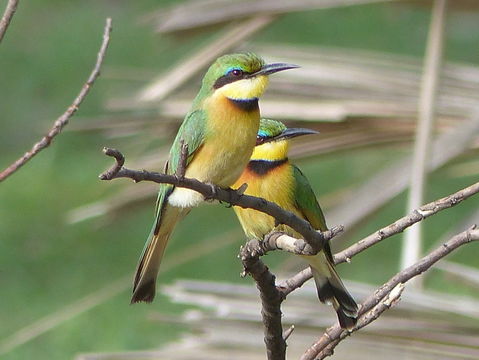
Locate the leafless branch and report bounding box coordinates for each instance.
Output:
[0,0,18,43]
[282,325,295,341]
[237,227,340,360]
[279,180,479,296]
[262,226,343,256]
[0,17,112,182]
[99,148,328,252]
[301,225,479,360]
[240,242,286,360]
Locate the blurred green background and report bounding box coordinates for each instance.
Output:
[1,1,478,359]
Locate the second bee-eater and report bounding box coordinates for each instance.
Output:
[131,54,298,303]
[232,119,358,329]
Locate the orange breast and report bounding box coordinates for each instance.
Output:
[233,162,303,239]
[185,95,260,188]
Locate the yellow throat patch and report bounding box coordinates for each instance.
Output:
[251,139,289,162]
[215,75,269,100]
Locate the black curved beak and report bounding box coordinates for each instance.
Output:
[250,63,299,77]
[274,127,319,141]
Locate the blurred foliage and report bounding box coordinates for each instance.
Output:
[1,1,478,359]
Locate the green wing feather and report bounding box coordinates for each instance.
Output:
[154,109,206,217]
[132,110,206,301]
[292,164,334,262]
[292,165,358,327]
[167,109,206,176]
[292,165,327,232]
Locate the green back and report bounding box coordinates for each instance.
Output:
[293,165,327,232]
[292,164,334,261]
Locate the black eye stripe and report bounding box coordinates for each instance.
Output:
[256,136,269,145]
[213,70,251,89]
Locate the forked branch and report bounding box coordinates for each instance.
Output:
[301,225,479,360]
[280,180,479,296]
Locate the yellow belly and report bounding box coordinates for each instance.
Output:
[186,95,260,187]
[232,163,302,239]
[168,95,260,208]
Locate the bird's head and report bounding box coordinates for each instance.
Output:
[200,53,298,101]
[251,118,319,161]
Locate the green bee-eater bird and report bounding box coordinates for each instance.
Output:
[131,54,298,303]
[232,119,358,329]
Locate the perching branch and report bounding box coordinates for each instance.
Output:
[240,242,286,360]
[0,17,112,182]
[279,180,479,296]
[237,227,341,360]
[99,147,328,253]
[262,226,343,256]
[301,225,479,360]
[0,0,18,43]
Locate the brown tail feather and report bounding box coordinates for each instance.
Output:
[131,205,185,304]
[308,252,359,330]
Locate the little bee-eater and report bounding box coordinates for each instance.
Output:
[232,119,358,329]
[131,54,298,303]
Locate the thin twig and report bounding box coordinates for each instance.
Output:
[0,18,112,182]
[0,0,18,43]
[300,226,479,360]
[279,180,479,296]
[283,325,295,341]
[99,148,328,252]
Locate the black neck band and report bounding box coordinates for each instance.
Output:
[247,158,288,175]
[228,97,259,112]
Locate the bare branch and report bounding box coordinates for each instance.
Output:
[239,241,286,360]
[234,227,345,359]
[279,180,479,295]
[263,226,344,256]
[301,226,479,360]
[0,17,112,182]
[336,180,479,263]
[0,0,18,43]
[99,148,327,252]
[99,148,125,181]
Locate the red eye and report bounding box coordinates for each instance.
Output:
[256,136,266,145]
[232,69,243,76]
